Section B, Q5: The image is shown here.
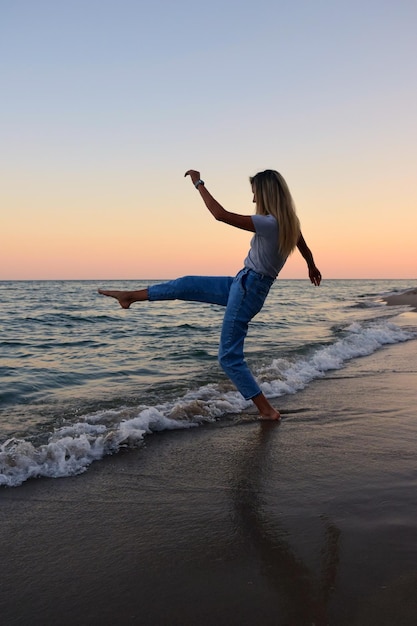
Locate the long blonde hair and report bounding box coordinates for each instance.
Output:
[250,169,300,258]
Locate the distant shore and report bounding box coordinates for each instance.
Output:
[383,288,417,311]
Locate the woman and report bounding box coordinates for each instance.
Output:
[99,169,321,421]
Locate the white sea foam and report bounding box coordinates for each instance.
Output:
[0,408,195,488]
[1,320,414,488]
[261,320,413,397]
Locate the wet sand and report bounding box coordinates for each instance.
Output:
[1,337,417,625]
[384,288,417,311]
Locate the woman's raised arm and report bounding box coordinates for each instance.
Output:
[185,169,255,232]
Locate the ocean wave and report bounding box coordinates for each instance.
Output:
[1,319,414,488]
[379,287,417,297]
[0,409,199,488]
[349,301,386,309]
[260,320,414,397]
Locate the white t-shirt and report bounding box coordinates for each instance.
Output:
[243,214,286,279]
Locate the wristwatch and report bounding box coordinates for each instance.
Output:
[194,179,204,189]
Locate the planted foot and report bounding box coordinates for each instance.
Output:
[251,392,281,421]
[259,410,281,421]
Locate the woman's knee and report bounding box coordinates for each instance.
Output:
[218,348,241,375]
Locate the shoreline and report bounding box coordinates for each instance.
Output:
[383,288,417,311]
[1,339,417,625]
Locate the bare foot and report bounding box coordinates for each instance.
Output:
[259,410,281,421]
[251,392,281,421]
[98,289,136,309]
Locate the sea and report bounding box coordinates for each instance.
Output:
[1,278,416,488]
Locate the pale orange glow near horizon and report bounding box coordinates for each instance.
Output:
[2,194,416,281]
[2,164,416,281]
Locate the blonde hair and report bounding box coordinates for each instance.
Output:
[250,169,300,258]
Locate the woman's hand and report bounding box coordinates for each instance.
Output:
[297,234,321,286]
[309,266,322,286]
[184,170,201,186]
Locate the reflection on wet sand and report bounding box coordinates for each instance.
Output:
[231,424,340,626]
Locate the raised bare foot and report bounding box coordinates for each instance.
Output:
[98,289,135,309]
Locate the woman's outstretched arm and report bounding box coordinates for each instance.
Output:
[297,233,322,286]
[185,169,255,232]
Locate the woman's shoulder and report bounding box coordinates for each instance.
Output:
[253,213,277,223]
[252,213,278,232]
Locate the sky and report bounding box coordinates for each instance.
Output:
[1,0,416,280]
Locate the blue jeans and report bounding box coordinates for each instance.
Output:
[148,268,274,400]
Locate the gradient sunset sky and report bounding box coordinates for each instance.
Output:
[1,0,416,280]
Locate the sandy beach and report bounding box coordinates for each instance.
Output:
[383,288,417,311]
[1,334,417,626]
